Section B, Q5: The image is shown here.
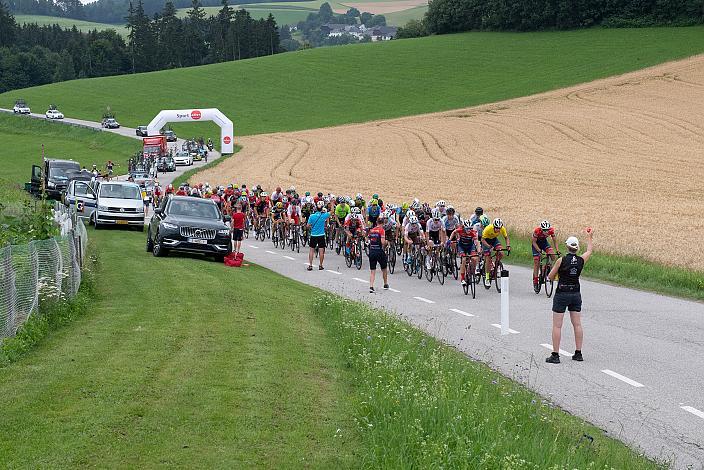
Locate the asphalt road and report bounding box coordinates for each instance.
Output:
[241,232,704,468]
[4,109,703,468]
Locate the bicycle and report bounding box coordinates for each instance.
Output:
[404,243,422,277]
[462,254,481,298]
[345,235,363,270]
[536,251,559,297]
[482,248,510,293]
[425,245,445,285]
[444,241,459,280]
[335,225,346,255]
[278,222,287,250]
[289,224,301,253]
[386,240,397,274]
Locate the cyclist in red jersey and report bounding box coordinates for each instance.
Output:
[367,215,389,292]
[532,220,558,291]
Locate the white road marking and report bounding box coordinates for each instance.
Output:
[540,344,570,356]
[283,255,295,260]
[601,369,644,388]
[681,406,704,420]
[413,296,435,304]
[265,250,276,254]
[327,270,342,275]
[352,277,368,283]
[491,324,519,334]
[450,308,474,317]
[248,245,259,249]
[388,288,401,293]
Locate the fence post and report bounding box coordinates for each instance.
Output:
[500,269,510,335]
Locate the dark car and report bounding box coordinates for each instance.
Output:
[136,126,148,137]
[147,196,232,261]
[164,130,177,142]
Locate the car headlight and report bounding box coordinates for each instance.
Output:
[98,205,108,211]
[162,222,178,230]
[47,181,56,188]
[217,229,230,236]
[137,206,145,213]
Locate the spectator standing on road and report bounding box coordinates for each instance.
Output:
[306,201,329,271]
[367,215,389,293]
[231,204,246,254]
[546,228,594,364]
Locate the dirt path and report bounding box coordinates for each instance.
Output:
[199,55,704,270]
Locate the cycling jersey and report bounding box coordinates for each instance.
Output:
[344,217,363,233]
[367,226,385,252]
[367,205,381,219]
[426,219,443,232]
[482,225,508,240]
[271,208,284,220]
[335,203,350,219]
[533,227,555,239]
[405,223,423,235]
[455,227,478,246]
[442,215,460,232]
[287,205,301,218]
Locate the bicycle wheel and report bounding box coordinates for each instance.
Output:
[280,226,287,249]
[388,248,396,274]
[272,230,279,248]
[462,276,469,295]
[436,254,445,285]
[355,239,363,270]
[404,249,413,276]
[396,234,403,255]
[470,271,476,298]
[495,261,504,293]
[416,250,424,280]
[425,253,434,282]
[544,261,554,298]
[452,251,459,280]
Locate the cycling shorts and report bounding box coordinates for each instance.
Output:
[457,243,478,257]
[483,237,502,254]
[428,230,441,244]
[532,238,554,257]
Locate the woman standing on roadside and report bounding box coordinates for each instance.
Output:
[546,228,594,364]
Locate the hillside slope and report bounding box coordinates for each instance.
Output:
[3,27,704,136]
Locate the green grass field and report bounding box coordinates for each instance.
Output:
[384,4,427,25]
[0,113,139,188]
[5,27,704,137]
[0,228,659,467]
[14,14,127,35]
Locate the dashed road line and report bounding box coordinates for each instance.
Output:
[265,250,276,254]
[681,406,704,420]
[248,245,259,249]
[388,288,401,293]
[283,255,295,260]
[352,277,368,283]
[490,324,519,334]
[450,308,474,317]
[327,270,342,275]
[601,369,644,388]
[413,296,435,304]
[540,344,570,356]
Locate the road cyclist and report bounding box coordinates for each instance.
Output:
[532,220,559,292]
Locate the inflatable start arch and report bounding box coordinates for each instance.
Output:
[147,108,234,154]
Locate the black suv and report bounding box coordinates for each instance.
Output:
[147,196,231,261]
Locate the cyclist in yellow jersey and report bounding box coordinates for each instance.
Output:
[334,196,350,227]
[482,218,511,282]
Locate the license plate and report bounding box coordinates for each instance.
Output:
[116,220,128,225]
[188,238,207,244]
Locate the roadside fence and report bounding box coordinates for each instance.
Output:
[0,203,88,342]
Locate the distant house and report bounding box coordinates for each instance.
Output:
[370,26,397,41]
[323,23,371,40]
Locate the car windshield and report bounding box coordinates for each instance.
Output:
[169,200,220,219]
[133,173,149,179]
[99,184,141,200]
[176,152,189,158]
[49,163,80,179]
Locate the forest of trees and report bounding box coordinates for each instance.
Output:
[0,0,282,93]
[399,0,704,37]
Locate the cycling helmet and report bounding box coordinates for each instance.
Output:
[540,220,551,230]
[256,184,261,190]
[436,200,446,207]
[317,192,323,198]
[463,219,472,229]
[276,202,283,209]
[371,199,379,206]
[493,218,504,229]
[387,203,397,211]
[401,202,409,210]
[475,207,483,216]
[227,184,233,189]
[432,208,441,220]
[409,216,419,224]
[566,236,579,250]
[290,185,296,192]
[336,196,344,204]
[351,207,361,215]
[373,193,379,199]
[316,201,324,209]
[167,184,173,189]
[349,200,355,207]
[305,191,310,196]
[323,196,331,203]
[411,201,420,210]
[282,196,288,203]
[355,193,363,199]
[261,191,268,197]
[406,209,416,218]
[480,215,490,226]
[446,205,455,213]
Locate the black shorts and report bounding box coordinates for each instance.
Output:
[368,250,387,270]
[310,235,326,249]
[232,229,243,241]
[428,230,440,244]
[552,291,582,313]
[368,216,378,225]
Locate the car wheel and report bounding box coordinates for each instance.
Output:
[152,235,168,257]
[146,228,154,252]
[92,213,101,229]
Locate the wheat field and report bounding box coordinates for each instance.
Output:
[198,55,704,270]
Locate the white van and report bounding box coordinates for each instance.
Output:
[91,181,145,230]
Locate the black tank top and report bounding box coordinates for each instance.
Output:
[557,253,584,293]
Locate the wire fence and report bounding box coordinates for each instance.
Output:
[0,203,87,342]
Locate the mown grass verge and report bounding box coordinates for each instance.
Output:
[507,234,704,302]
[0,113,139,185]
[312,294,662,468]
[0,242,98,366]
[171,145,241,187]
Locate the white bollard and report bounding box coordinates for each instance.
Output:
[500,269,509,335]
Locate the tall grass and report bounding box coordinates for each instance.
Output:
[313,294,665,468]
